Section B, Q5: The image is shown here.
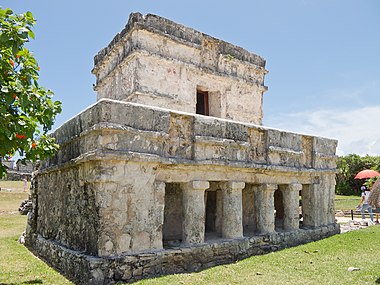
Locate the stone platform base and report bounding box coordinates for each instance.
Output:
[27,224,340,285]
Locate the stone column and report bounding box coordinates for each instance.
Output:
[151,181,165,249]
[308,175,336,226]
[220,181,245,239]
[327,174,337,225]
[302,183,319,228]
[255,184,277,234]
[182,180,209,244]
[282,183,302,231]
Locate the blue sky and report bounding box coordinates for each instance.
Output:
[3,0,380,156]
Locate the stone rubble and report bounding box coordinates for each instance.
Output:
[339,219,378,233]
[18,199,32,215]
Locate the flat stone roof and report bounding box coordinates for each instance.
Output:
[94,12,266,68]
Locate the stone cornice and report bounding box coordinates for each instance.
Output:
[93,13,266,71]
[44,99,337,173]
[93,49,268,92]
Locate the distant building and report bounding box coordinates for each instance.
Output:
[15,160,35,173]
[2,160,15,170]
[1,159,34,181]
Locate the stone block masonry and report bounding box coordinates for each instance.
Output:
[30,224,339,284]
[25,12,339,285]
[92,13,267,125]
[26,99,338,284]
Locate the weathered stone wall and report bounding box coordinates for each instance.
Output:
[301,173,336,228]
[28,159,165,257]
[29,224,339,285]
[27,99,338,257]
[125,50,265,124]
[92,13,267,125]
[27,165,99,255]
[42,99,337,173]
[94,161,164,256]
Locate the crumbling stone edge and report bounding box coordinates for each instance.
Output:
[26,224,339,285]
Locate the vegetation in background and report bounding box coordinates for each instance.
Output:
[0,7,62,178]
[336,154,380,196]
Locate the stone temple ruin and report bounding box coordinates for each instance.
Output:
[25,13,339,284]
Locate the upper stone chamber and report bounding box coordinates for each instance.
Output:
[92,12,268,125]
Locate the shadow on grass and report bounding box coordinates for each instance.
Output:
[375,277,380,284]
[0,279,43,285]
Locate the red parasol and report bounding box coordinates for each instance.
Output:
[354,169,380,179]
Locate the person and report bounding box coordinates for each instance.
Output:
[358,185,374,225]
[368,178,380,224]
[23,177,27,192]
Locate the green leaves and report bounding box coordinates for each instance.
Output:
[0,7,62,178]
[336,154,380,195]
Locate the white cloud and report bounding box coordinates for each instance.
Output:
[265,105,380,156]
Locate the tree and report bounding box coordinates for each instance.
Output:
[0,8,62,177]
[336,154,380,195]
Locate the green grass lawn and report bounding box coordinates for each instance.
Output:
[136,227,380,285]
[1,182,379,285]
[0,222,73,285]
[0,180,30,214]
[335,195,361,211]
[0,181,73,285]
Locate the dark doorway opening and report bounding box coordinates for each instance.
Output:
[242,184,256,236]
[196,90,209,116]
[205,190,217,232]
[163,183,183,248]
[205,183,222,240]
[274,188,284,231]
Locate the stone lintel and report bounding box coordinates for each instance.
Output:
[258,183,278,192]
[220,181,245,192]
[185,180,210,191]
[285,183,303,192]
[228,181,246,190]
